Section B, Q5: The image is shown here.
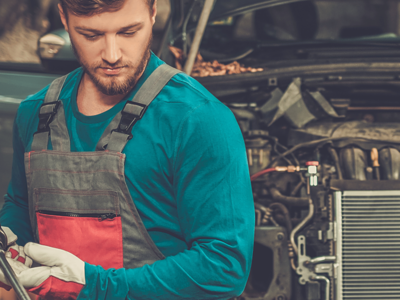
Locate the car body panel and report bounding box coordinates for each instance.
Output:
[0,70,59,199]
[209,0,305,22]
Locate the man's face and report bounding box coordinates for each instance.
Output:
[59,0,156,95]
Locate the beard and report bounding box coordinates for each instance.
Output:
[71,35,152,96]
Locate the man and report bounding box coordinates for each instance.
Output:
[0,0,255,299]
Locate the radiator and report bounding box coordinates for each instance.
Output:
[335,190,400,300]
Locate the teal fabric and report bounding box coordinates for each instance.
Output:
[0,53,255,299]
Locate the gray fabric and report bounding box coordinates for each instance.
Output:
[131,64,181,106]
[28,151,122,174]
[49,103,70,151]
[98,64,181,152]
[123,102,145,117]
[40,103,58,115]
[30,132,49,151]
[31,75,70,151]
[44,75,68,104]
[106,132,131,152]
[34,189,119,214]
[95,113,122,151]
[25,150,165,268]
[24,64,182,269]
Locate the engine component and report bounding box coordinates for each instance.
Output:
[287,121,400,150]
[365,167,373,180]
[269,187,308,207]
[327,147,343,180]
[310,275,330,300]
[306,281,321,300]
[335,190,400,300]
[296,235,316,285]
[296,235,335,300]
[270,203,292,233]
[339,147,367,180]
[254,203,278,227]
[262,78,316,128]
[244,130,272,175]
[379,147,400,180]
[306,161,319,187]
[290,195,314,257]
[243,226,291,300]
[370,148,380,180]
[296,236,335,284]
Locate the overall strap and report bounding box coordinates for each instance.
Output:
[31,75,70,152]
[96,64,181,152]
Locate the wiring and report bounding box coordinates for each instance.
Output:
[250,168,277,181]
[266,136,400,170]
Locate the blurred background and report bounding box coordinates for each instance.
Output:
[0,0,172,63]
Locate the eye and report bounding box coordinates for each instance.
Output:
[120,31,136,37]
[84,34,100,40]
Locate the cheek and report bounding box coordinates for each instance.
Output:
[78,40,102,62]
[121,29,152,57]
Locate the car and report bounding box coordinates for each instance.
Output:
[2,0,400,299]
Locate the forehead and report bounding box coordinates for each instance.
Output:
[68,0,150,31]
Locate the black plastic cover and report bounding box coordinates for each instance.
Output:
[288,121,400,151]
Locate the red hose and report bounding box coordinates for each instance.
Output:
[250,168,277,181]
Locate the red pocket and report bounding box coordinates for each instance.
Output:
[36,213,123,270]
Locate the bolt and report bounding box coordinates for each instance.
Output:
[277,232,284,240]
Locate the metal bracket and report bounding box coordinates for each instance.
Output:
[315,263,334,277]
[268,77,278,86]
[296,235,315,285]
[318,222,334,242]
[297,235,336,286]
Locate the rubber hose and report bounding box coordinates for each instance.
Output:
[270,202,293,234]
[269,187,309,207]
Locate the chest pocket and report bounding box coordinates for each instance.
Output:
[34,188,123,270]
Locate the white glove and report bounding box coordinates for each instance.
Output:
[18,243,86,300]
[0,227,32,290]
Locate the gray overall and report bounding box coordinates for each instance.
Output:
[24,64,180,270]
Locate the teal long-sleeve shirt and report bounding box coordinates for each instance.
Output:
[0,53,255,299]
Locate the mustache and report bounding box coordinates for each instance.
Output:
[94,62,131,69]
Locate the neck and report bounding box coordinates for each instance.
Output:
[76,73,128,116]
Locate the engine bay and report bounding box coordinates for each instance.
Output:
[218,72,400,300]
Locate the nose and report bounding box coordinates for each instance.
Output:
[101,35,122,65]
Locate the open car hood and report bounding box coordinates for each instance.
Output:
[208,0,306,22]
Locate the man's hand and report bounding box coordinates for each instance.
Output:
[0,227,32,290]
[18,243,86,300]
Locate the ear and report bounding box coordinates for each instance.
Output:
[58,3,69,32]
[151,0,157,25]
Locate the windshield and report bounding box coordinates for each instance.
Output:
[203,0,400,45]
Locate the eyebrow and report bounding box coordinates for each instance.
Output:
[74,22,144,34]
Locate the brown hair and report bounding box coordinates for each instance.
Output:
[60,0,156,17]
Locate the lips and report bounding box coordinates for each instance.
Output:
[101,67,123,75]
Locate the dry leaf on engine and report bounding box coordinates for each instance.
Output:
[169,46,264,77]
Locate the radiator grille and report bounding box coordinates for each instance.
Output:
[337,190,400,300]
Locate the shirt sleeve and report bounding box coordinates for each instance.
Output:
[0,116,34,245]
[80,100,255,300]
